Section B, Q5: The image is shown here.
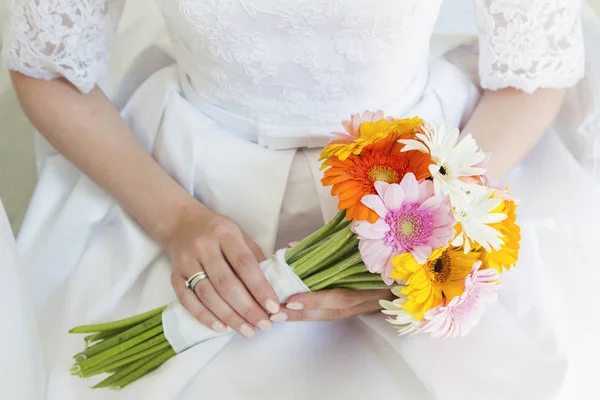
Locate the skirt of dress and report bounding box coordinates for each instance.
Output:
[6,26,600,400]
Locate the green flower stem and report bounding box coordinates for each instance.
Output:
[328,217,352,235]
[81,333,167,373]
[84,333,99,343]
[69,305,167,334]
[332,282,393,290]
[292,225,356,279]
[309,264,368,291]
[81,341,171,378]
[77,314,163,359]
[109,347,177,390]
[302,251,363,288]
[334,273,384,284]
[311,236,359,271]
[285,240,324,265]
[84,328,126,343]
[78,325,164,369]
[285,210,346,263]
[93,352,159,389]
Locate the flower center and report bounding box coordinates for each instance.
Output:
[428,252,452,284]
[438,162,453,180]
[385,203,434,252]
[396,215,420,242]
[367,165,400,184]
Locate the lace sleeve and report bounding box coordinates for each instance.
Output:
[2,0,126,93]
[475,0,585,93]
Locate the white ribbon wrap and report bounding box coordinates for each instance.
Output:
[162,248,309,353]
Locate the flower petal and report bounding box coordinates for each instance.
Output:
[399,139,429,154]
[399,173,420,203]
[361,194,388,218]
[382,184,405,211]
[359,239,394,274]
[411,246,433,264]
[352,219,389,240]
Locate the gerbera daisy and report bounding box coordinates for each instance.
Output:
[380,286,423,336]
[352,174,455,283]
[399,123,486,196]
[420,261,500,338]
[322,136,432,222]
[391,246,480,319]
[479,198,520,272]
[451,187,507,253]
[320,114,422,162]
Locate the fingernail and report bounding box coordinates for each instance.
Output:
[240,324,255,338]
[212,321,227,333]
[286,302,304,311]
[256,319,272,331]
[270,313,288,322]
[265,299,280,314]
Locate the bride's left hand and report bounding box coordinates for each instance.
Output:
[270,289,394,321]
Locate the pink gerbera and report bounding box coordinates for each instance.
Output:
[420,261,500,339]
[332,110,394,141]
[352,173,455,283]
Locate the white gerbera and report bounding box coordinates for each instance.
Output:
[379,287,422,336]
[399,123,486,195]
[451,187,507,253]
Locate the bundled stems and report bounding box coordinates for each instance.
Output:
[109,347,177,390]
[292,225,356,278]
[84,329,124,343]
[77,314,163,360]
[81,341,171,378]
[285,210,346,263]
[69,210,393,391]
[76,333,169,376]
[69,305,166,334]
[93,352,159,389]
[310,264,368,291]
[332,282,393,290]
[77,325,164,369]
[334,273,385,284]
[302,251,363,288]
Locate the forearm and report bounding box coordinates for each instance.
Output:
[462,87,566,180]
[10,72,204,246]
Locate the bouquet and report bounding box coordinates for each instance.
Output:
[69,111,520,389]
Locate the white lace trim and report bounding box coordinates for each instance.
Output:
[475,0,585,93]
[2,1,587,102]
[2,0,126,93]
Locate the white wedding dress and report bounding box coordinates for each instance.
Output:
[2,1,600,399]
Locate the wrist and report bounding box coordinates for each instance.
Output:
[150,195,211,249]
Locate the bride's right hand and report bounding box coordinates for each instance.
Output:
[164,203,280,338]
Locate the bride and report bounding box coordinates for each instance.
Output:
[2,0,600,399]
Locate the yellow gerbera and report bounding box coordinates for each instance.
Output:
[479,198,520,273]
[319,115,423,163]
[391,247,480,319]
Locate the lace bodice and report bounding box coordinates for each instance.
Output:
[3,0,585,125]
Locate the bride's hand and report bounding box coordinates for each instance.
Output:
[271,289,394,322]
[165,203,281,338]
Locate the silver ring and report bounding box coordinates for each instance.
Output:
[185,271,208,290]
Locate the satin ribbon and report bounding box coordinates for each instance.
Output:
[163,249,309,353]
[256,124,337,149]
[179,76,338,150]
[179,69,429,151]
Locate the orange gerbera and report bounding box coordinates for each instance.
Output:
[319,116,423,163]
[322,134,432,222]
[479,198,520,272]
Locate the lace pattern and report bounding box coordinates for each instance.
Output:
[475,0,585,93]
[2,0,126,93]
[157,0,441,124]
[2,0,586,115]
